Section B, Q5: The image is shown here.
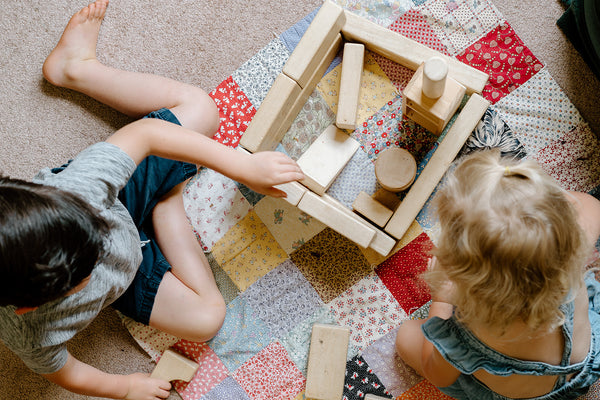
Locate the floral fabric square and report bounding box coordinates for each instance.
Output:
[344,355,393,399]
[232,38,290,108]
[333,0,411,27]
[209,76,256,148]
[493,68,583,155]
[375,232,433,314]
[417,0,503,55]
[119,314,179,362]
[290,228,373,303]
[361,327,423,397]
[183,169,253,252]
[396,379,455,399]
[329,274,406,350]
[241,259,324,339]
[533,123,600,192]
[208,296,271,372]
[203,377,251,400]
[169,341,229,399]
[232,341,306,400]
[456,22,543,104]
[390,9,449,55]
[206,252,240,305]
[212,210,288,291]
[326,148,378,209]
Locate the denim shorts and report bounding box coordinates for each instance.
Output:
[109,108,196,324]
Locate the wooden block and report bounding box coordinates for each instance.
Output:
[402,63,466,135]
[274,181,307,206]
[385,94,490,240]
[336,42,365,130]
[298,191,376,248]
[365,395,392,400]
[374,148,417,192]
[283,0,346,89]
[239,73,302,152]
[150,349,199,382]
[321,194,397,256]
[372,188,400,210]
[297,124,360,195]
[352,191,393,227]
[422,56,448,99]
[341,10,488,94]
[305,324,350,400]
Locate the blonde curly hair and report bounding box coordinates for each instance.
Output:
[428,149,589,333]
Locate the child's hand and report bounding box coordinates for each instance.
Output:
[124,373,171,400]
[238,151,304,197]
[427,257,455,304]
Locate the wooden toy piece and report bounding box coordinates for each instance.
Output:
[402,63,466,135]
[365,394,392,400]
[422,56,448,99]
[297,124,360,196]
[282,0,346,89]
[336,42,365,130]
[150,349,199,382]
[352,191,393,227]
[374,148,417,192]
[385,93,490,240]
[372,188,400,210]
[340,10,488,95]
[320,194,396,256]
[305,324,350,400]
[239,73,302,153]
[298,191,376,248]
[274,181,307,206]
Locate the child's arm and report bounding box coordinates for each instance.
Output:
[106,118,304,197]
[568,191,600,247]
[42,352,171,400]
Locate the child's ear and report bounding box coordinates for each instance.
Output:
[14,306,38,315]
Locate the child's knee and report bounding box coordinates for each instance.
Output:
[174,87,219,136]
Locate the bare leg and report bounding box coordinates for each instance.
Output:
[395,319,427,377]
[148,181,226,342]
[42,0,219,134]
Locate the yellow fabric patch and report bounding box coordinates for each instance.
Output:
[212,210,288,291]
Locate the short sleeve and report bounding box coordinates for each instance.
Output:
[14,343,69,375]
[33,142,136,211]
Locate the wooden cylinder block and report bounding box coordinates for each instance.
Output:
[422,56,448,99]
[375,148,417,192]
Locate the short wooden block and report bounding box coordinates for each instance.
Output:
[385,94,490,240]
[365,395,392,400]
[402,63,466,135]
[422,56,448,99]
[321,194,396,256]
[374,148,417,192]
[305,324,350,400]
[150,349,199,382]
[372,188,400,210]
[239,73,302,152]
[404,107,442,133]
[340,10,488,95]
[283,0,346,89]
[336,42,365,130]
[297,191,376,248]
[274,181,307,206]
[352,191,393,227]
[297,124,360,195]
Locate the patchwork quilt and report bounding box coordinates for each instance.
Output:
[119,0,600,399]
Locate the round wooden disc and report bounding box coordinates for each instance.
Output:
[374,148,417,192]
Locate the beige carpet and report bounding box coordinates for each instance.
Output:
[0,0,598,399]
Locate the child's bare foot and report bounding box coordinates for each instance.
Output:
[42,0,109,88]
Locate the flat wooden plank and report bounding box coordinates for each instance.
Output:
[274,181,307,206]
[341,10,488,94]
[297,124,360,195]
[239,73,301,153]
[298,191,376,248]
[336,42,365,130]
[305,324,350,400]
[385,94,490,239]
[150,349,199,382]
[282,0,346,89]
